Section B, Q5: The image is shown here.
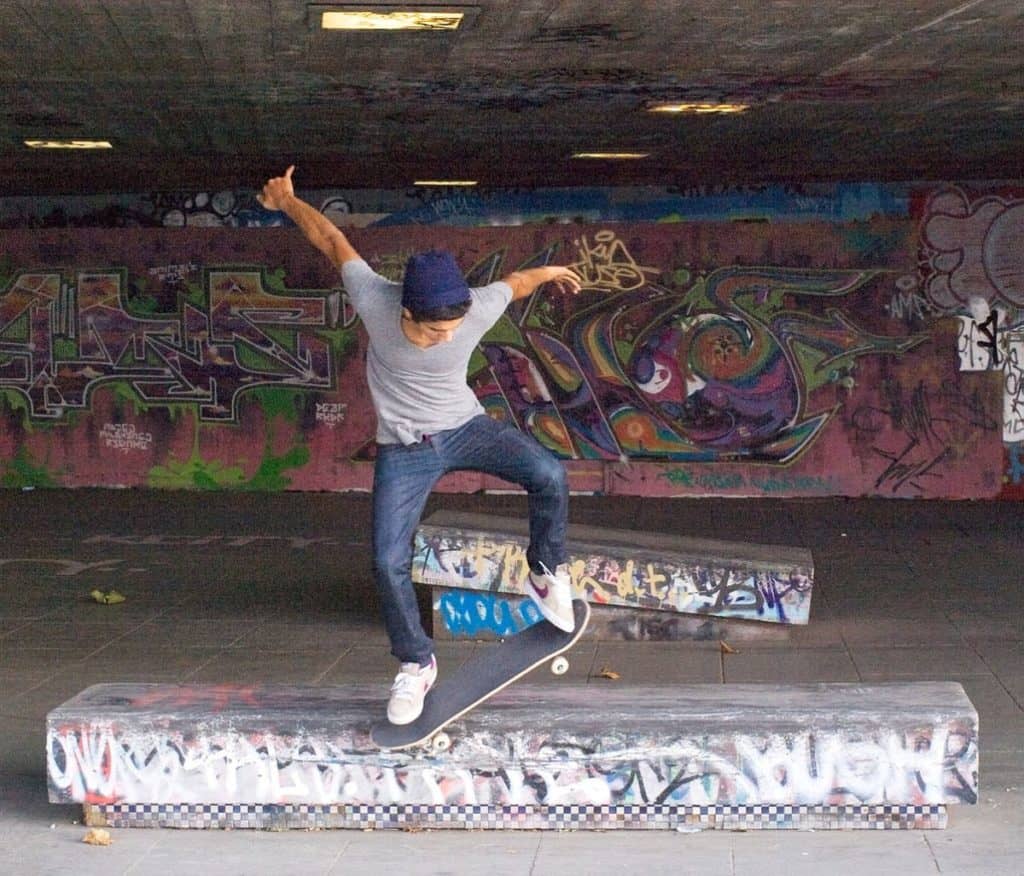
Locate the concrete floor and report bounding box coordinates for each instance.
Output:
[0,489,1021,875]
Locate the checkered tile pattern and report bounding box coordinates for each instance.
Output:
[86,802,947,831]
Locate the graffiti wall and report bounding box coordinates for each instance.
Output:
[0,185,1018,496]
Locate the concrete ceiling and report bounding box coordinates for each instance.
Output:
[1,1,1022,196]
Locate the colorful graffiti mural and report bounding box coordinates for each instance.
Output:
[0,214,1008,496]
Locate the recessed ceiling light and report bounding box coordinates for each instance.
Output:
[571,152,649,160]
[24,139,113,149]
[647,102,750,114]
[320,10,464,30]
[414,179,477,186]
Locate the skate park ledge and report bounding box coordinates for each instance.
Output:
[47,681,976,831]
[412,512,815,639]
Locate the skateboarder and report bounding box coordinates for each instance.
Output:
[258,166,581,725]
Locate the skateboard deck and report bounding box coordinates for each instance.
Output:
[372,598,591,751]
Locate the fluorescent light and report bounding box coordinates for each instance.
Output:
[320,10,463,30]
[572,152,649,160]
[414,179,477,186]
[25,139,113,149]
[647,102,750,114]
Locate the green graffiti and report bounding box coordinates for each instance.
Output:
[148,452,247,489]
[842,224,904,260]
[263,267,288,292]
[125,295,160,316]
[658,469,747,489]
[150,445,311,491]
[754,474,832,493]
[110,382,188,421]
[0,253,15,291]
[697,472,745,490]
[0,388,33,428]
[1,446,58,488]
[239,444,311,491]
[679,276,711,313]
[248,386,300,424]
[315,325,357,360]
[472,313,526,375]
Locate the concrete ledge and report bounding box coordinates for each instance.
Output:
[48,681,976,830]
[412,511,814,625]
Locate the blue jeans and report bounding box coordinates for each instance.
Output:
[372,414,568,665]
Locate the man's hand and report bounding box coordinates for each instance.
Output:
[254,164,361,267]
[257,165,296,212]
[505,265,583,301]
[540,265,582,296]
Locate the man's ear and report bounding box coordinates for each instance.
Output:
[400,307,413,321]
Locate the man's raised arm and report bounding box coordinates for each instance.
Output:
[257,165,360,268]
[502,265,582,301]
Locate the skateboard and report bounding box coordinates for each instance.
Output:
[372,598,591,751]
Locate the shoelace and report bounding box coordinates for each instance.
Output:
[390,665,427,699]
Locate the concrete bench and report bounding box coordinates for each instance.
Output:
[47,681,974,831]
[412,512,814,639]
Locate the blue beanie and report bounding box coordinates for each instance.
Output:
[402,251,471,312]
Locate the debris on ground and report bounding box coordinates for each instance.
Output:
[82,828,112,846]
[90,589,126,605]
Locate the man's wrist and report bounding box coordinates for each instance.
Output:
[277,193,300,213]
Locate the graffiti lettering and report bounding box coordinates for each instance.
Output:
[1003,331,1024,442]
[100,423,153,453]
[569,230,658,292]
[886,290,936,324]
[873,438,952,493]
[47,717,977,808]
[0,269,332,423]
[436,590,541,637]
[957,308,1005,372]
[315,402,348,426]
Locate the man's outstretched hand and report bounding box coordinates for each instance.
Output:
[257,165,296,212]
[542,266,583,296]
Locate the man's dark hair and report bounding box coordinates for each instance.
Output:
[407,300,472,323]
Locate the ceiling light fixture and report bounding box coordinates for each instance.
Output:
[24,139,113,149]
[647,102,750,114]
[414,179,477,186]
[571,152,649,160]
[320,10,464,30]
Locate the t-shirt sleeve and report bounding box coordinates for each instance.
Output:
[340,259,388,310]
[469,281,514,327]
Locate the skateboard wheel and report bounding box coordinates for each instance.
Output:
[431,732,451,753]
[550,656,569,676]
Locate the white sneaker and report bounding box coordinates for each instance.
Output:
[527,563,575,632]
[387,655,437,725]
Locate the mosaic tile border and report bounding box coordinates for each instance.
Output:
[85,802,947,831]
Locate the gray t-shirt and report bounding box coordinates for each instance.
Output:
[341,259,513,445]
